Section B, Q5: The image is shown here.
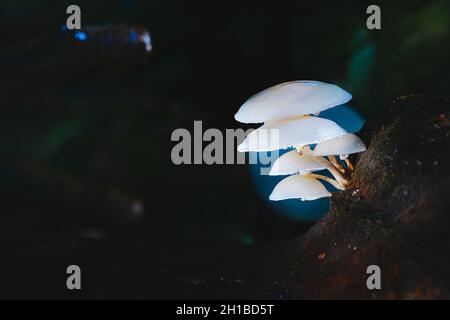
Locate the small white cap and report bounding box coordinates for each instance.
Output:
[269,174,331,201]
[234,80,352,124]
[312,133,366,157]
[237,116,347,152]
[269,148,325,176]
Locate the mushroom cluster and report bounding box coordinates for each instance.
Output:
[234,80,366,201]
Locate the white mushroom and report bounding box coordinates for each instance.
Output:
[237,116,347,152]
[269,148,325,176]
[234,80,352,124]
[268,147,348,190]
[312,133,366,157]
[269,174,331,201]
[312,133,366,172]
[234,79,366,202]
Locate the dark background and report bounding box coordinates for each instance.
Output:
[0,0,449,298]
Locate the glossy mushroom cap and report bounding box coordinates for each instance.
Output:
[269,148,325,176]
[237,116,347,152]
[234,81,352,124]
[312,133,366,157]
[269,174,331,201]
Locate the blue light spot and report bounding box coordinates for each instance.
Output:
[129,31,138,43]
[61,25,68,32]
[74,31,87,41]
[319,104,366,133]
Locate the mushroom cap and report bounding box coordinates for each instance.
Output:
[269,174,331,201]
[269,149,326,176]
[237,116,347,152]
[312,133,366,157]
[234,80,352,124]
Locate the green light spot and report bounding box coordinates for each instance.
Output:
[241,234,254,245]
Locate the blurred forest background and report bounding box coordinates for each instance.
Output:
[0,0,449,298]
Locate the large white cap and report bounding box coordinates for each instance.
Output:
[237,116,347,152]
[234,80,352,124]
[269,148,325,176]
[312,133,366,157]
[269,174,331,201]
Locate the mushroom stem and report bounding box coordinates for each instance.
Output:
[307,173,345,191]
[313,156,349,188]
[295,145,305,154]
[328,155,346,173]
[295,145,313,156]
[344,158,354,172]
